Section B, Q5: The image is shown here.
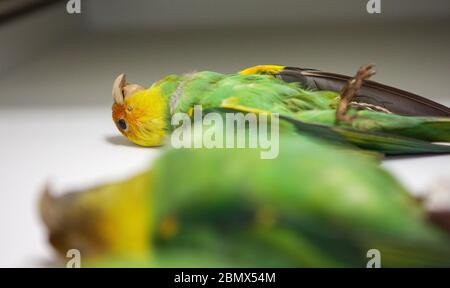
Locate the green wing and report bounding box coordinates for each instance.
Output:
[171,72,450,155]
[214,103,450,155]
[297,109,450,143]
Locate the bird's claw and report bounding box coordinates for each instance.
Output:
[336,64,376,124]
[356,64,376,81]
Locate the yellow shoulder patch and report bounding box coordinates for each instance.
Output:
[221,97,272,116]
[239,65,285,75]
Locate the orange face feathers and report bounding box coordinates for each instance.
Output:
[112,74,168,147]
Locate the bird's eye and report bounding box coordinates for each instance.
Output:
[118,119,127,130]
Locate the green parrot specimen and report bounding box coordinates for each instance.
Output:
[112,64,450,155]
[40,133,450,267]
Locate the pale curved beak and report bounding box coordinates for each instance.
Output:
[112,73,127,104]
[112,74,145,104]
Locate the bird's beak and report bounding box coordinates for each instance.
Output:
[39,185,62,235]
[112,73,127,104]
[112,74,145,104]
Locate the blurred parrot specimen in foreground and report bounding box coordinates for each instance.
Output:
[41,134,450,267]
[111,64,450,155]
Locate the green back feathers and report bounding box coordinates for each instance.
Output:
[158,71,339,115]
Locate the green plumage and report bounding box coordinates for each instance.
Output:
[155,71,450,155]
[151,135,450,267]
[161,72,338,114]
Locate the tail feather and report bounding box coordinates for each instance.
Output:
[280,114,450,156]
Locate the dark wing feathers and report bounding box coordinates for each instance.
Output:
[277,67,450,117]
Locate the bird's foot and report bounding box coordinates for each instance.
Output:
[336,64,376,124]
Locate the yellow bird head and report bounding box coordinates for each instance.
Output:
[40,172,152,262]
[112,74,168,147]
